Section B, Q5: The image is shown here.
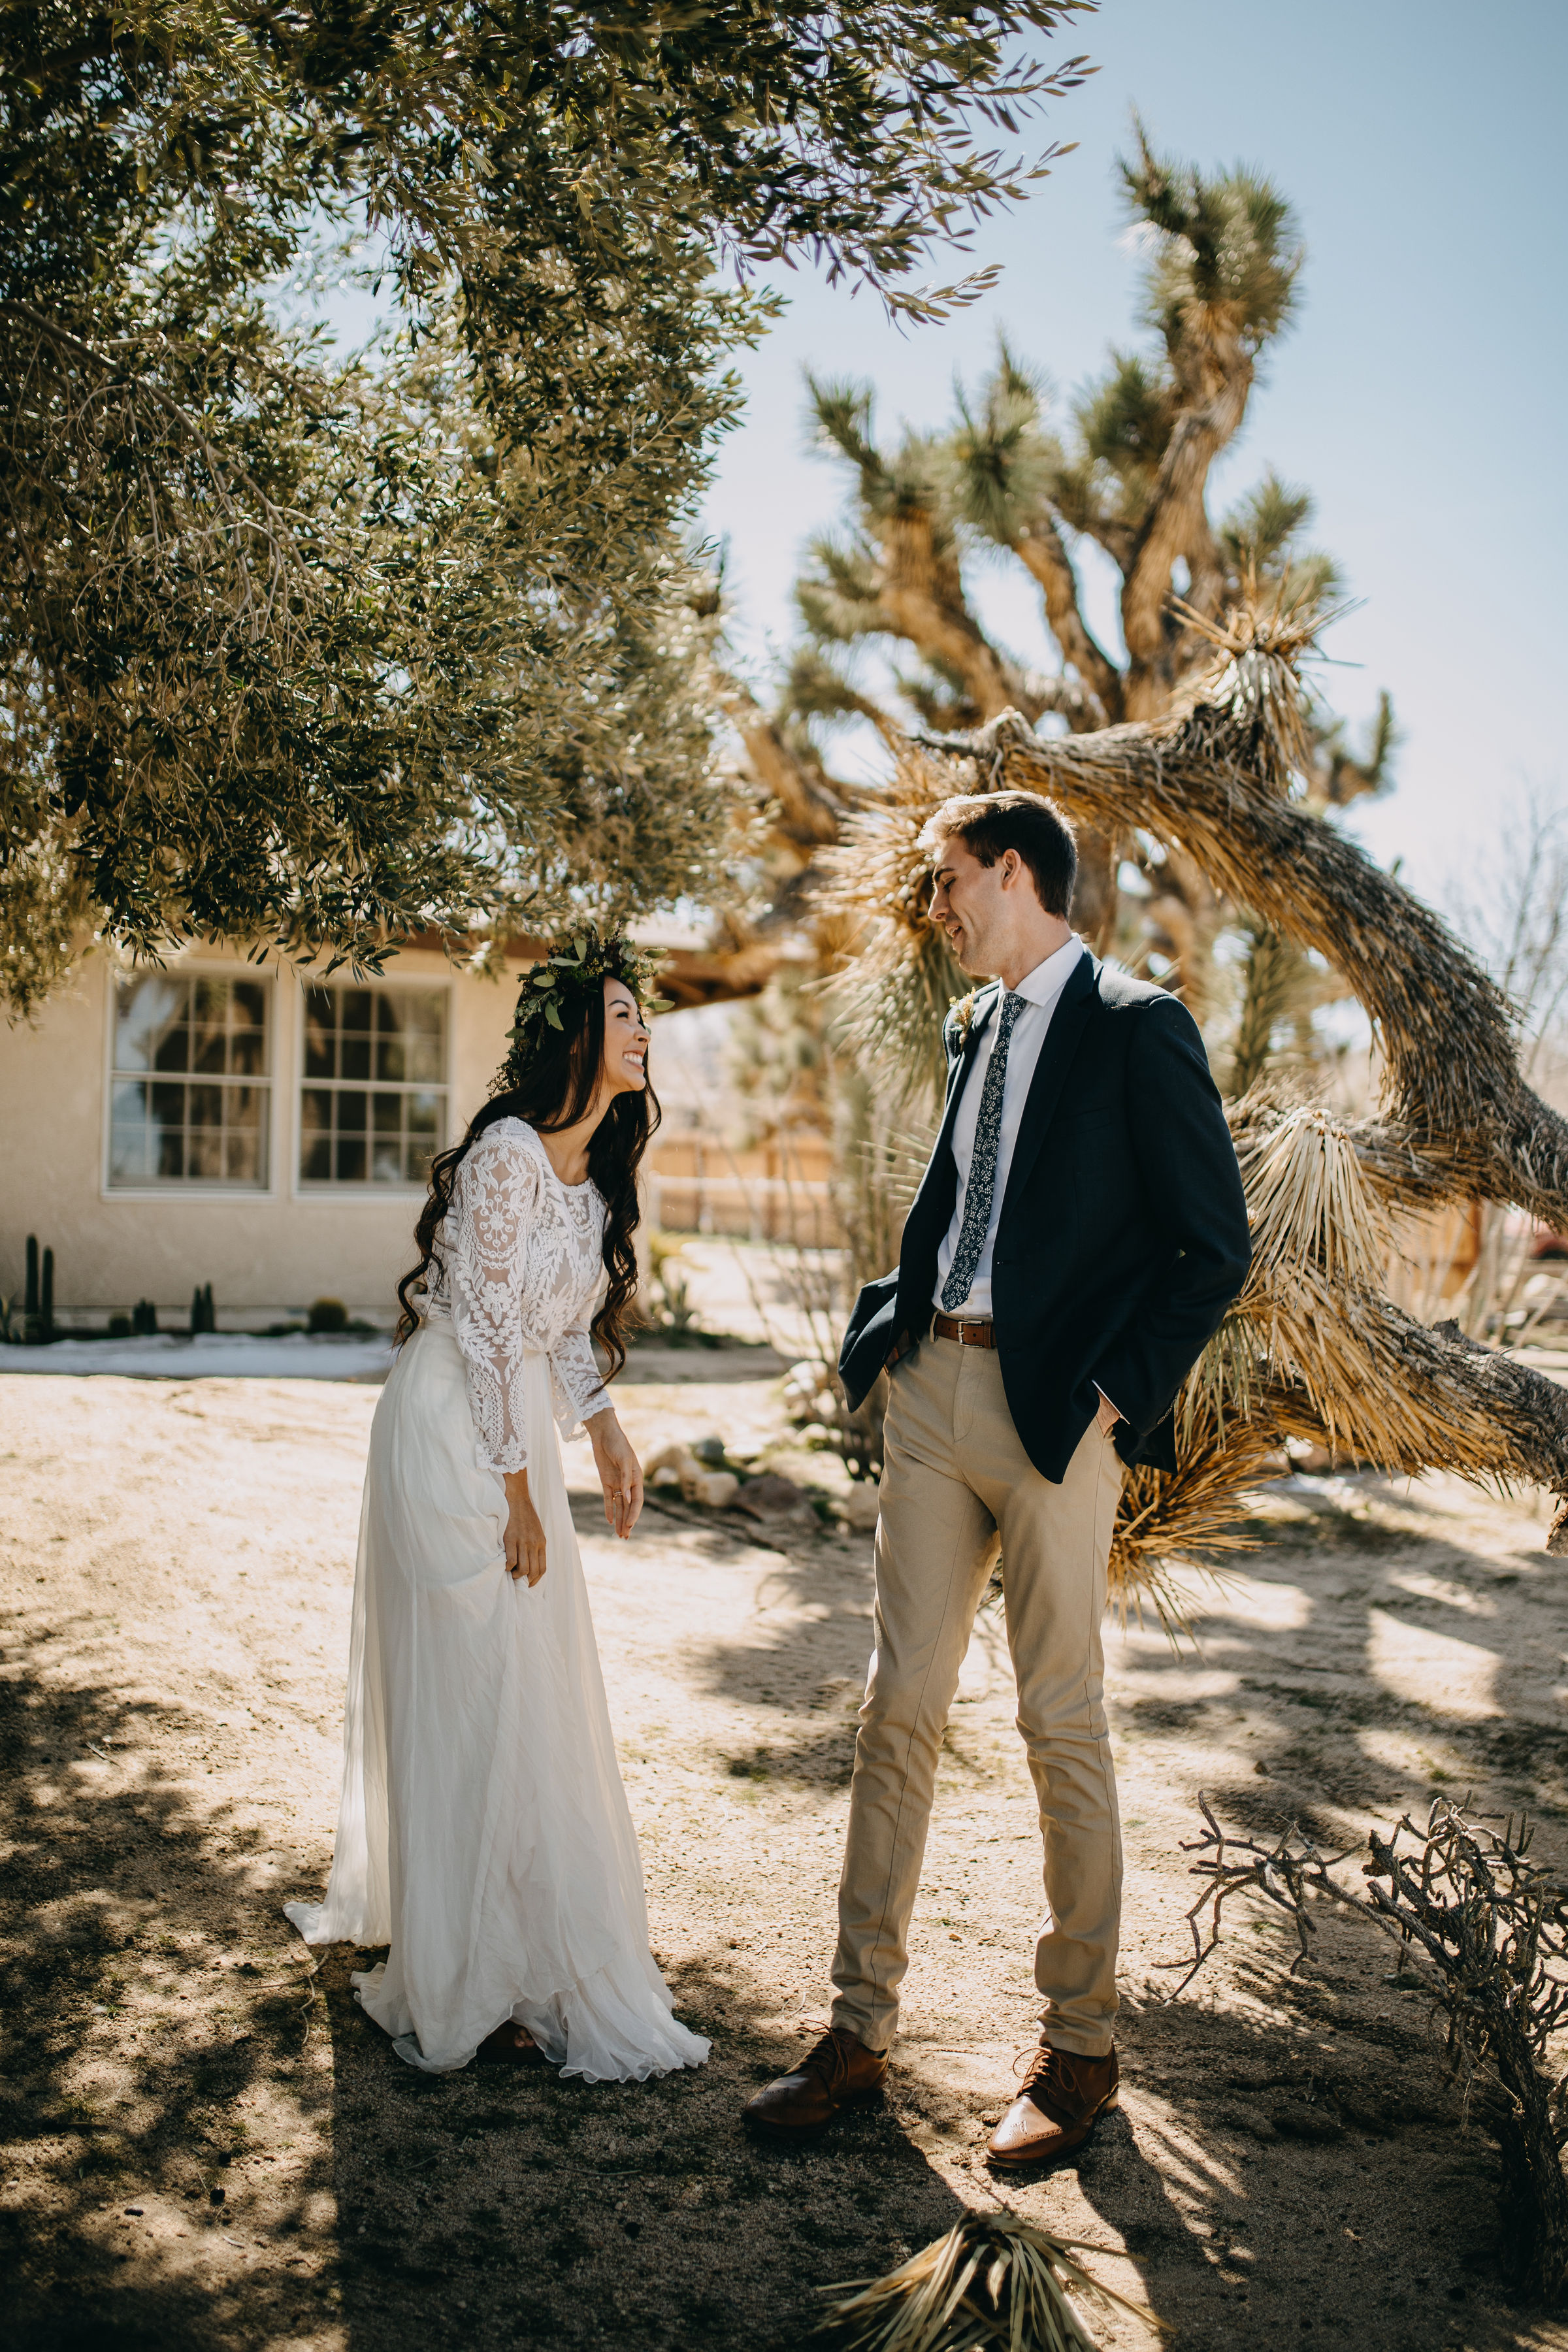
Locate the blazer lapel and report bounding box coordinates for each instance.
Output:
[998,951,1098,1219]
[935,984,999,1152]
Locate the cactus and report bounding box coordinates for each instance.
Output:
[189,1281,216,1336]
[40,1246,54,1343]
[132,1298,159,1337]
[24,1234,38,1341]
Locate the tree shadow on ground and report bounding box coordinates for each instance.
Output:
[1111,1475,1568,1842]
[318,1938,972,2352]
[0,1618,338,2349]
[1075,1968,1553,2352]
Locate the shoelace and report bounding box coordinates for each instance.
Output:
[799,2032,850,2089]
[1017,2044,1083,2114]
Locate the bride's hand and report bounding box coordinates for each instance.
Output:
[502,1470,547,1586]
[589,1413,644,1540]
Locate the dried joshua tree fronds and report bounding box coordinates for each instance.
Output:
[1171,1793,1568,2304]
[817,2210,1158,2352]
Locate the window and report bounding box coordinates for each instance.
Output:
[109,974,271,1188]
[300,985,448,1186]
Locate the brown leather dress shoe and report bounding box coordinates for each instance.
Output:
[987,2042,1119,2167]
[743,2027,889,2140]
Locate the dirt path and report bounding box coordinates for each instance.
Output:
[5,1362,1568,2351]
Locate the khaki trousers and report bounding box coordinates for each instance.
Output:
[829,1333,1125,2058]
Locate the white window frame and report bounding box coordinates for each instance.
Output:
[101,961,280,1201]
[291,971,452,1200]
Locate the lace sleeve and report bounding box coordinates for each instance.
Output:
[549,1324,612,1441]
[444,1129,546,1473]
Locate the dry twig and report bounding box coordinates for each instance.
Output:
[1170,1792,1568,2302]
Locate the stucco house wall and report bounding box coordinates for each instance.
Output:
[0,942,527,1330]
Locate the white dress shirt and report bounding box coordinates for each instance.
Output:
[932,934,1085,1318]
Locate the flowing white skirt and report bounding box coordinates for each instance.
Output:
[285,1318,710,2081]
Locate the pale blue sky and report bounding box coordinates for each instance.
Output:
[702,0,1568,899]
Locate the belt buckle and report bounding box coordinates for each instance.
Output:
[958,1316,988,1345]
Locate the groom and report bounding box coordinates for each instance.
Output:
[743,789,1250,2165]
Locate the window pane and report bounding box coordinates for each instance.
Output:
[108,1081,150,1182]
[408,1135,437,1184]
[192,1022,228,1074]
[375,1032,405,1083]
[225,1129,261,1184]
[301,1134,332,1182]
[232,981,267,1042]
[116,976,186,1071]
[335,1135,367,1183]
[188,1083,223,1128]
[340,990,372,1032]
[152,1022,191,1073]
[156,1124,186,1179]
[372,1140,403,1183]
[406,1090,440,1137]
[231,1025,266,1076]
[372,1092,401,1135]
[336,1091,367,1134]
[341,1034,371,1081]
[188,1129,224,1179]
[304,989,336,1079]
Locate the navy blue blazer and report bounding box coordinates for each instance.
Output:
[838,953,1251,1483]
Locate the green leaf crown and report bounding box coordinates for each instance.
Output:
[495,930,673,1095]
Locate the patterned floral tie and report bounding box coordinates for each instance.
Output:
[941,989,1024,1313]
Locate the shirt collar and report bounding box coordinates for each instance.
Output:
[1009,933,1084,1007]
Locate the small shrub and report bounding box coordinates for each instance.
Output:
[108,1313,132,1338]
[308,1298,349,1333]
[131,1299,158,1336]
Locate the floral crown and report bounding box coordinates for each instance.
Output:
[495,930,672,1093]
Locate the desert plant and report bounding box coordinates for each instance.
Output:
[307,1298,349,1335]
[189,1282,216,1337]
[131,1299,158,1337]
[1172,1793,1568,2304]
[818,2209,1156,2351]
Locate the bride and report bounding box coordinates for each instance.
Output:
[286,935,710,2082]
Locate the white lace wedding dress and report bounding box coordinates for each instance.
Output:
[285,1117,710,2081]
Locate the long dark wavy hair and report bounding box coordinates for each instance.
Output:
[395,968,659,1378]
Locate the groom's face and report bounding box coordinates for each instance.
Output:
[928,833,1022,977]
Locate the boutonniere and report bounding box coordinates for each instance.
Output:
[949,990,978,1043]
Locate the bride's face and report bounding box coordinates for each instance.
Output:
[600,978,649,1096]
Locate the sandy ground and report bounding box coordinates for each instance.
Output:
[6,1346,1568,2352]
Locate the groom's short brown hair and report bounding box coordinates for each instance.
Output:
[917,790,1078,920]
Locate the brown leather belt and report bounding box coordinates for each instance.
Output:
[932,1313,997,1348]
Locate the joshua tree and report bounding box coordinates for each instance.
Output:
[708,123,1394,1039]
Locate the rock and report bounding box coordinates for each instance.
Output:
[734,1472,813,1521]
[691,1434,729,1466]
[689,1469,740,1511]
[841,1483,881,1531]
[644,1442,698,1480]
